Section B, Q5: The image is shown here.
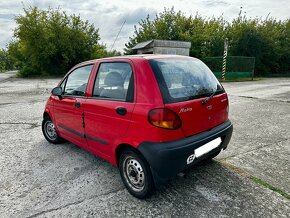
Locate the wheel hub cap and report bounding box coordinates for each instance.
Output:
[45,121,57,140]
[123,157,145,191]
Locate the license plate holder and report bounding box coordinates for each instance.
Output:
[194,137,222,158]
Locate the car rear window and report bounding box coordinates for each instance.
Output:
[149,58,224,103]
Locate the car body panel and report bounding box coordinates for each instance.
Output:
[53,96,87,148]
[165,93,229,137]
[43,54,232,183]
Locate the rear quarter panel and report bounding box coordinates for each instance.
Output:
[119,59,185,148]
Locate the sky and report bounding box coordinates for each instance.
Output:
[0,0,289,52]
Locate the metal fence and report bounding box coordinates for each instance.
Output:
[203,56,256,80]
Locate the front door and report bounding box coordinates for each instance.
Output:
[53,64,94,147]
[84,62,135,159]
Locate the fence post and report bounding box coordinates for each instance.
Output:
[222,38,228,81]
[252,57,255,81]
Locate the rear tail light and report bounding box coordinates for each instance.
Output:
[148,108,182,130]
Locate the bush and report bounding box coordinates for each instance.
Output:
[9,6,107,77]
[0,48,14,72]
[125,8,290,76]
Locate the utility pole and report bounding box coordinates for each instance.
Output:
[110,20,126,52]
[222,38,228,81]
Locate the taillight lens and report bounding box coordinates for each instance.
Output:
[148,108,182,130]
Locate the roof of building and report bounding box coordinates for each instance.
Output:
[131,40,153,50]
[132,39,191,50]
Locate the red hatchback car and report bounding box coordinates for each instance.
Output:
[42,55,233,198]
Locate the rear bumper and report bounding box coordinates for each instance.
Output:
[137,120,233,187]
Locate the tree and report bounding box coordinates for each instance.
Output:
[0,48,14,72]
[124,8,185,54]
[9,6,107,77]
[125,7,290,76]
[124,8,227,58]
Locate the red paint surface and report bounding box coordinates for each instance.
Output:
[44,55,229,166]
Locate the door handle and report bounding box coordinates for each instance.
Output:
[74,101,81,108]
[116,107,127,116]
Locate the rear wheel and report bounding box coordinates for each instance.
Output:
[42,116,62,144]
[119,148,154,199]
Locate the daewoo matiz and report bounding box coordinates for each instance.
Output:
[42,55,233,198]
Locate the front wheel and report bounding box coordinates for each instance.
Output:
[42,117,62,144]
[119,148,155,199]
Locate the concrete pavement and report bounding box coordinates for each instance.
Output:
[0,77,289,217]
[220,78,290,195]
[0,71,17,82]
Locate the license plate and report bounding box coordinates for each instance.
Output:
[195,137,221,158]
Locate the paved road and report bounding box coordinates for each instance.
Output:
[221,78,290,195]
[0,77,289,217]
[0,71,17,82]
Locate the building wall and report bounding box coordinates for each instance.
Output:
[134,40,191,56]
[153,47,190,56]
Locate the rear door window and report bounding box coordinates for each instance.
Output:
[149,58,224,103]
[92,62,134,102]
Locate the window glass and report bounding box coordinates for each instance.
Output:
[59,78,66,94]
[64,65,93,96]
[149,58,224,103]
[93,62,134,102]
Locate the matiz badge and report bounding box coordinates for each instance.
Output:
[179,107,192,113]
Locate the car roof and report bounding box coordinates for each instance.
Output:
[76,54,196,67]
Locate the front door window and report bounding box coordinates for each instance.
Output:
[64,65,93,96]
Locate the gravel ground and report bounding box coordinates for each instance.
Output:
[0,76,289,217]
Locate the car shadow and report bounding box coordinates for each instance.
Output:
[21,140,289,217]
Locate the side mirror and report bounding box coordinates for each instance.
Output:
[51,87,62,98]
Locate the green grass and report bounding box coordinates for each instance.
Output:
[218,161,290,200]
[250,176,290,200]
[213,71,254,81]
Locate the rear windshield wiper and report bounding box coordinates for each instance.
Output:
[201,85,218,105]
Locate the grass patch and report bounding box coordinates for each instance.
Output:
[218,161,290,200]
[250,176,290,200]
[219,77,264,82]
[238,95,258,99]
[15,73,64,79]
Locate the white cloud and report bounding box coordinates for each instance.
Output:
[0,0,289,51]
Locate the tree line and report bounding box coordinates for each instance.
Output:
[125,8,290,76]
[0,49,14,72]
[1,7,120,76]
[1,7,289,76]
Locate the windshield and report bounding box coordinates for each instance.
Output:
[149,58,224,103]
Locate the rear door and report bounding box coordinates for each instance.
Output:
[149,57,228,137]
[53,64,93,146]
[83,61,135,158]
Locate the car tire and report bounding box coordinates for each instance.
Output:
[42,116,62,144]
[119,148,155,199]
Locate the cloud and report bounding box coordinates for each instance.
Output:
[0,13,15,20]
[101,7,156,51]
[0,0,289,51]
[117,7,157,25]
[203,0,229,7]
[102,6,119,14]
[0,19,16,48]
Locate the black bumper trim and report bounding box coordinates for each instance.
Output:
[58,124,108,145]
[137,120,233,187]
[59,124,85,138]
